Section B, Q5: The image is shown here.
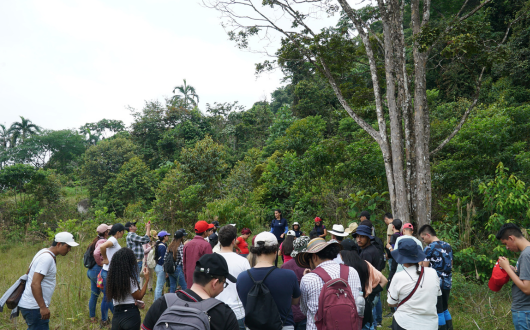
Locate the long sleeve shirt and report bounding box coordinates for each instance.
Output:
[183,236,213,286]
[126,232,151,260]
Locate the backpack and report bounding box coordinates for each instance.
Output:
[147,247,157,269]
[312,264,362,330]
[153,291,223,330]
[164,250,176,274]
[83,246,96,269]
[244,267,283,330]
[371,236,386,271]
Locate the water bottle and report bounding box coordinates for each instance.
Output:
[356,292,365,316]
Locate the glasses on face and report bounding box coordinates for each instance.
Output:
[214,277,229,288]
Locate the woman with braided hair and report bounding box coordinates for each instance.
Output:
[107,248,149,330]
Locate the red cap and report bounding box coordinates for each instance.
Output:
[195,221,209,233]
[241,228,251,235]
[207,223,215,229]
[314,217,322,223]
[403,223,413,230]
[488,260,510,292]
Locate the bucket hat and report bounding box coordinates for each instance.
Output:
[353,225,374,239]
[295,238,340,268]
[391,238,426,264]
[291,236,310,257]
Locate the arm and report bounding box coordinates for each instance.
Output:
[132,269,150,300]
[319,228,327,238]
[131,233,151,245]
[499,257,530,295]
[100,240,114,265]
[30,273,50,320]
[291,296,300,305]
[379,273,388,288]
[422,261,430,267]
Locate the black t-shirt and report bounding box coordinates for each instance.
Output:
[390,232,401,247]
[141,290,239,330]
[359,244,379,268]
[209,232,218,249]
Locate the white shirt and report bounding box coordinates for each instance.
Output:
[300,260,362,330]
[113,279,138,306]
[103,236,121,271]
[216,252,250,320]
[387,265,441,329]
[19,249,57,309]
[394,236,423,273]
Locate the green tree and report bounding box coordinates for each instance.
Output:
[171,79,199,108]
[8,116,41,145]
[0,164,36,207]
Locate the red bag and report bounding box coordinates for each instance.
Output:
[312,265,362,330]
[488,260,510,292]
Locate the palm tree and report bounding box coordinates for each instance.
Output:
[8,116,41,146]
[0,124,9,148]
[171,79,199,108]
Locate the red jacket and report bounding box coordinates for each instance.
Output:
[182,235,213,286]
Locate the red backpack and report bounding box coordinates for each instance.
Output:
[312,264,362,330]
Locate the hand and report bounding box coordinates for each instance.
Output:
[166,274,169,278]
[510,265,517,272]
[143,267,150,281]
[386,244,391,249]
[498,256,510,270]
[280,233,285,238]
[102,258,109,265]
[135,300,145,309]
[146,221,151,231]
[40,306,51,320]
[303,269,311,276]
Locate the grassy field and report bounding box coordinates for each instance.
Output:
[0,240,515,329]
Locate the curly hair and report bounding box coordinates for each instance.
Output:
[106,248,139,302]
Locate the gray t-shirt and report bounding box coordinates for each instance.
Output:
[512,247,530,310]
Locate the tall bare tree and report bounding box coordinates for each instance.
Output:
[204,0,527,226]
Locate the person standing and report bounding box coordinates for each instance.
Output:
[328,224,349,263]
[292,222,303,237]
[209,220,220,249]
[236,228,251,258]
[141,230,157,292]
[18,232,79,330]
[125,221,151,282]
[384,213,394,246]
[217,225,251,329]
[419,225,454,330]
[100,223,126,327]
[166,229,188,293]
[387,239,441,330]
[153,231,170,302]
[313,217,327,238]
[496,223,530,330]
[107,248,150,330]
[280,230,297,264]
[183,220,214,287]
[270,209,288,244]
[86,224,110,324]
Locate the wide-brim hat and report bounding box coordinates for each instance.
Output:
[391,238,426,264]
[328,224,349,237]
[344,222,358,235]
[295,238,340,268]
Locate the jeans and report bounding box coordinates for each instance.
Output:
[101,269,114,321]
[294,319,307,330]
[372,293,382,324]
[154,264,166,302]
[20,307,49,330]
[513,310,530,330]
[136,261,143,282]
[237,318,246,330]
[112,304,141,330]
[87,264,102,318]
[169,265,187,293]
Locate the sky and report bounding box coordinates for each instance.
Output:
[0,0,310,131]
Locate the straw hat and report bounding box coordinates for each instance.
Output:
[295,238,340,268]
[344,223,359,235]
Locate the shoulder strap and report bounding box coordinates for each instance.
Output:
[199,298,224,312]
[312,267,332,283]
[164,292,181,307]
[339,264,349,281]
[176,290,199,302]
[247,267,276,284]
[26,250,56,275]
[397,266,424,309]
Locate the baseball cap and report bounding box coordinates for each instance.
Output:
[55,232,79,246]
[195,253,237,283]
[488,260,510,292]
[314,217,322,223]
[195,220,209,233]
[207,223,215,230]
[403,223,413,230]
[174,229,187,239]
[124,221,137,231]
[287,230,296,236]
[254,232,278,247]
[212,221,220,228]
[158,230,170,237]
[241,228,252,235]
[96,224,111,234]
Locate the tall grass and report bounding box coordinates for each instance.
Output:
[0,240,515,329]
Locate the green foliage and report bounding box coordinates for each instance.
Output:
[346,191,389,219]
[26,169,62,204]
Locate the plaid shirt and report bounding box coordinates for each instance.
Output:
[126,232,151,260]
[300,260,362,330]
[176,244,184,266]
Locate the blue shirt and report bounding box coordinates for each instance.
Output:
[237,267,301,326]
[156,242,167,266]
[313,224,326,236]
[424,240,453,279]
[270,218,288,240]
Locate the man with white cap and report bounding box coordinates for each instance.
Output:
[328,224,349,264]
[18,232,79,330]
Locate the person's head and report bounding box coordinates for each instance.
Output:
[193,253,236,298]
[218,225,237,248]
[360,219,373,229]
[402,223,413,235]
[250,232,279,261]
[340,250,368,295]
[309,229,319,239]
[90,224,111,249]
[106,248,139,302]
[295,238,341,270]
[194,220,210,237]
[150,230,158,242]
[329,224,348,242]
[124,221,137,233]
[274,209,282,219]
[496,223,526,252]
[314,217,322,227]
[384,212,393,225]
[281,231,296,256]
[158,230,170,243]
[355,225,373,249]
[291,236,310,258]
[392,219,402,231]
[109,223,126,238]
[359,211,370,221]
[211,220,220,233]
[390,238,426,274]
[169,229,187,253]
[52,232,79,256]
[292,222,300,231]
[418,224,437,244]
[241,228,251,240]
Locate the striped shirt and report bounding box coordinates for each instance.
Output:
[300,260,362,330]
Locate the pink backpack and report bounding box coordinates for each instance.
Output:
[93,239,107,267]
[312,265,362,330]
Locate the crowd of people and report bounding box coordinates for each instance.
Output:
[5,210,530,330]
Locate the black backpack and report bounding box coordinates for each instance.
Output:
[244,267,283,330]
[163,250,176,274]
[83,245,96,269]
[371,236,386,271]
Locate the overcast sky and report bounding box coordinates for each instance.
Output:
[0,0,294,131]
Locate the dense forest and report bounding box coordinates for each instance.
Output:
[1,0,530,281]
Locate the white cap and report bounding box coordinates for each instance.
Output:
[293,222,300,226]
[287,230,296,236]
[254,232,278,247]
[55,232,79,246]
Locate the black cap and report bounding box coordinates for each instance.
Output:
[195,254,237,283]
[212,221,220,228]
[174,229,188,239]
[124,221,137,231]
[341,238,358,252]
